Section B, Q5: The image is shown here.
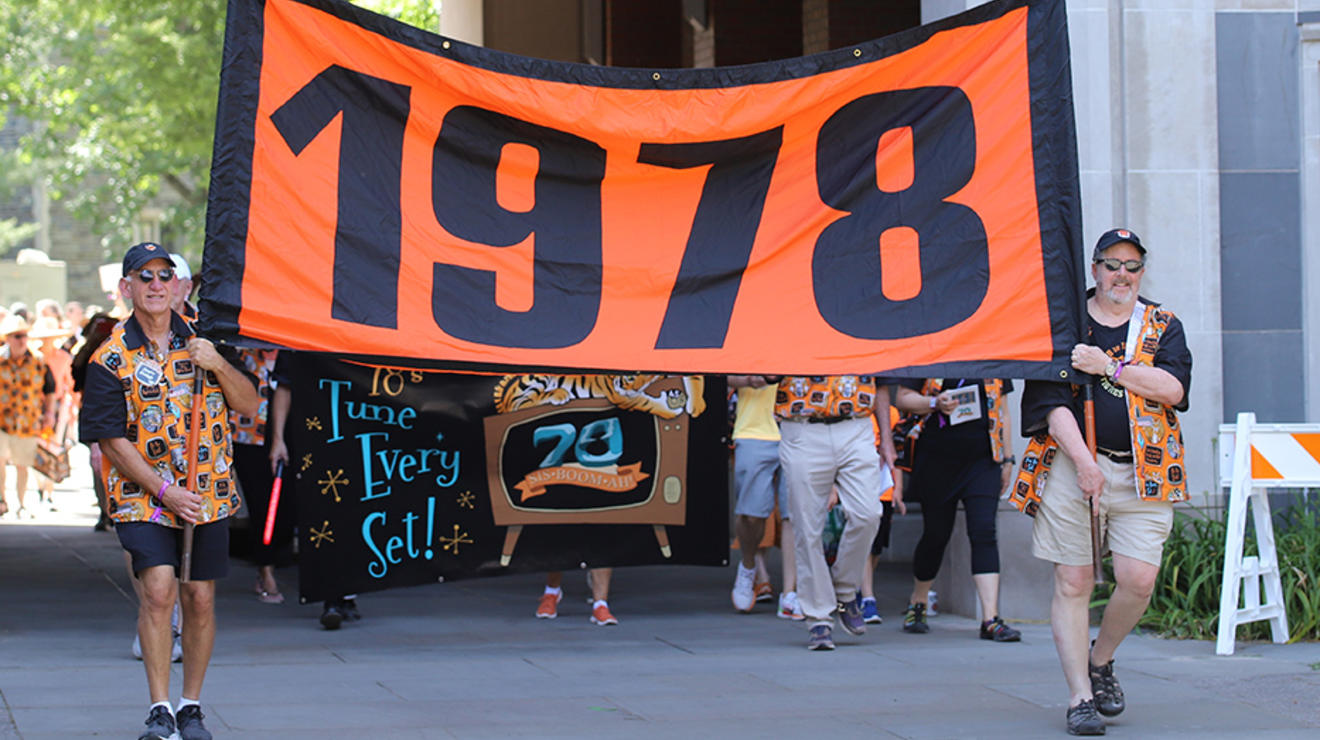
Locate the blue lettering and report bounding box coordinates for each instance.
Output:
[434,450,461,487]
[385,534,405,566]
[363,511,388,578]
[401,510,419,558]
[357,431,393,500]
[319,378,353,442]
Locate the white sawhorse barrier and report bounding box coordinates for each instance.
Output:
[1215,412,1320,655]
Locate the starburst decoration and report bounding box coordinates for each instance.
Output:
[305,416,322,431]
[300,453,313,472]
[317,469,348,502]
[438,524,473,555]
[456,490,476,510]
[308,520,334,549]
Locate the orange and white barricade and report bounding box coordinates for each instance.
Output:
[1214,412,1320,655]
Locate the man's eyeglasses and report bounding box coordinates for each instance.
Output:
[135,267,176,283]
[1094,258,1145,273]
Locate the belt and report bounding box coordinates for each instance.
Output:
[1096,446,1133,464]
[804,415,854,425]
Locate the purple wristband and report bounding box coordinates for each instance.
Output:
[1113,361,1125,381]
[157,479,171,500]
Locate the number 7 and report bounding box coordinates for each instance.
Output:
[638,128,782,349]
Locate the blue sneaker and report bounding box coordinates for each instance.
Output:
[839,594,866,636]
[807,624,835,650]
[861,597,882,624]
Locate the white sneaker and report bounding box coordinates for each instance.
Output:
[778,591,805,621]
[731,564,756,612]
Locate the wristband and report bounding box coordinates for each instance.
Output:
[1001,456,1017,466]
[928,396,938,409]
[157,479,171,500]
[1113,361,1125,381]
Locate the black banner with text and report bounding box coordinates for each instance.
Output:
[285,355,729,602]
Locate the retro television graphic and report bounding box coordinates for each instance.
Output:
[483,376,699,565]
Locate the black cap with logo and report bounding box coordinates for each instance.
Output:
[121,242,171,275]
[1092,228,1146,260]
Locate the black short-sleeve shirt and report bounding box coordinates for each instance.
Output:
[1021,300,1192,447]
[899,378,1014,456]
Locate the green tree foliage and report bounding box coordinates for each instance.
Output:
[0,0,439,261]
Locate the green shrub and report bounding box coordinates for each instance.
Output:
[1091,503,1320,642]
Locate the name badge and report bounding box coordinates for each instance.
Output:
[134,360,164,387]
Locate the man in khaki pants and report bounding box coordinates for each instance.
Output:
[775,375,894,650]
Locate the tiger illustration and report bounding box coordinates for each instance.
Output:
[493,374,706,419]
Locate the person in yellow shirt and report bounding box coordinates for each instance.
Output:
[728,375,802,619]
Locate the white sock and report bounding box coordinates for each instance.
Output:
[544,586,562,596]
[593,599,608,610]
[738,563,755,575]
[177,697,199,711]
[150,700,173,716]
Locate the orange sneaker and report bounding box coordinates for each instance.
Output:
[754,581,774,602]
[589,603,618,626]
[535,591,562,619]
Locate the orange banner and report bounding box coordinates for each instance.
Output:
[203,0,1084,379]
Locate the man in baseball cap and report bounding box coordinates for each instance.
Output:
[169,254,197,319]
[83,241,258,740]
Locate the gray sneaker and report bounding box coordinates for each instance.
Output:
[838,594,866,636]
[176,704,212,740]
[807,624,835,650]
[138,705,176,740]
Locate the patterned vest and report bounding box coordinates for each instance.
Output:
[91,316,241,527]
[0,349,47,435]
[1008,302,1187,516]
[775,376,876,419]
[229,349,277,446]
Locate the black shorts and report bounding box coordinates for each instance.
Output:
[117,519,231,581]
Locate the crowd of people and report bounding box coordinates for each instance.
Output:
[0,228,1193,738]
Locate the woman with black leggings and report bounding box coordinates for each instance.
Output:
[894,378,1021,642]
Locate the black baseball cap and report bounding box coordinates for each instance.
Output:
[1092,228,1146,260]
[121,242,171,275]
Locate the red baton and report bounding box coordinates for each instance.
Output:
[262,459,284,546]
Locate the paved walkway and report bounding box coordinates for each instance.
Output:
[2,474,1319,739]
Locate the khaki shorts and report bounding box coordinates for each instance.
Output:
[0,431,39,467]
[1031,448,1173,567]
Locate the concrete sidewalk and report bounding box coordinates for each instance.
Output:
[2,487,1319,739]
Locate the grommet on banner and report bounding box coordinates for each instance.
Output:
[853,48,862,57]
[652,72,661,81]
[1059,369,1068,379]
[442,40,450,50]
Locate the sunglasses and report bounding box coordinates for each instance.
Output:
[1094,258,1145,273]
[134,267,176,283]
